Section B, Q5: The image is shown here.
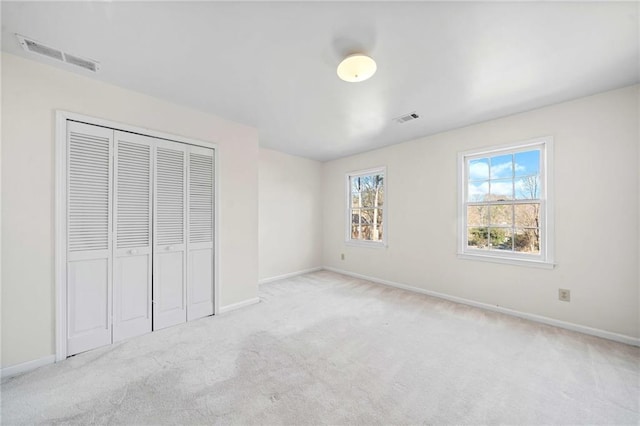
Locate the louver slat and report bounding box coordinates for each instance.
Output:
[116,141,151,249]
[156,147,185,245]
[68,132,110,252]
[189,152,214,243]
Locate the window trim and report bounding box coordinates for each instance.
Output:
[457,137,555,268]
[345,166,388,248]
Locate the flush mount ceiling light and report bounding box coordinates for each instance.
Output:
[337,54,377,82]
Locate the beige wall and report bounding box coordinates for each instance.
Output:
[323,85,639,339]
[259,148,322,280]
[1,54,260,367]
[2,51,638,369]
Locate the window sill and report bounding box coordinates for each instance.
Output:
[345,240,388,249]
[457,253,555,269]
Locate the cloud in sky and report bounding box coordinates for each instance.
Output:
[468,180,511,200]
[468,150,541,200]
[468,176,540,201]
[469,159,526,180]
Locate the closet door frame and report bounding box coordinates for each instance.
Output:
[55,111,219,362]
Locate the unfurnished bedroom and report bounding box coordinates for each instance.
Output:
[1,1,638,424]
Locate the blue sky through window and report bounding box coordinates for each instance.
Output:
[468,149,540,201]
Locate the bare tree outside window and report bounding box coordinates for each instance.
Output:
[466,149,542,255]
[348,169,385,243]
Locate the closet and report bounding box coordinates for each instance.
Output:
[65,120,215,356]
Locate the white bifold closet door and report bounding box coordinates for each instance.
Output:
[153,139,188,330]
[66,121,215,355]
[187,146,215,320]
[113,131,153,342]
[66,121,113,356]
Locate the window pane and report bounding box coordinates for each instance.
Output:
[349,224,382,241]
[468,180,488,202]
[376,180,384,206]
[514,228,540,254]
[351,176,363,193]
[489,227,513,251]
[358,208,383,225]
[467,227,489,249]
[489,204,512,226]
[490,154,513,179]
[360,209,371,225]
[489,179,513,200]
[351,209,364,239]
[373,208,383,224]
[469,158,489,180]
[351,223,361,239]
[467,205,488,226]
[515,204,540,228]
[351,209,361,225]
[515,176,540,199]
[351,209,383,241]
[515,150,540,177]
[351,193,362,208]
[360,177,384,207]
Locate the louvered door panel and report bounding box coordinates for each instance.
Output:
[116,140,151,249]
[187,147,215,320]
[153,140,187,330]
[68,133,110,252]
[189,151,214,243]
[66,121,113,356]
[156,147,185,246]
[113,131,153,342]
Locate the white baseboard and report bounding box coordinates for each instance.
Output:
[258,267,323,285]
[219,297,260,314]
[1,354,56,379]
[323,266,640,347]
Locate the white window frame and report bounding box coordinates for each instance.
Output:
[345,166,387,248]
[457,137,554,269]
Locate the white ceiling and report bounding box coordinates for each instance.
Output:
[2,1,638,161]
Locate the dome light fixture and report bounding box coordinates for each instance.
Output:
[337,53,377,82]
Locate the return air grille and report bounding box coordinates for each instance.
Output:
[23,38,64,61]
[16,34,100,72]
[64,53,99,72]
[394,112,420,124]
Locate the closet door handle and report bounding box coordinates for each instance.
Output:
[129,249,138,255]
[166,246,173,251]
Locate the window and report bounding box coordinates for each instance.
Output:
[346,167,386,246]
[458,138,554,267]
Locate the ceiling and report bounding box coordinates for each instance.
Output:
[2,1,638,161]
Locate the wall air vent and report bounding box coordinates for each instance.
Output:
[16,34,100,72]
[394,112,420,124]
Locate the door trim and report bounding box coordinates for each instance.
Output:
[55,111,220,362]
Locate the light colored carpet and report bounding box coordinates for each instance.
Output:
[2,270,639,425]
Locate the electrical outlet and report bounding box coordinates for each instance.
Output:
[558,289,570,302]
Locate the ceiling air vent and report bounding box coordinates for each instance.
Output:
[394,112,420,124]
[16,34,100,72]
[17,35,63,61]
[64,53,99,72]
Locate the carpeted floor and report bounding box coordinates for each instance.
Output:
[2,270,639,424]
